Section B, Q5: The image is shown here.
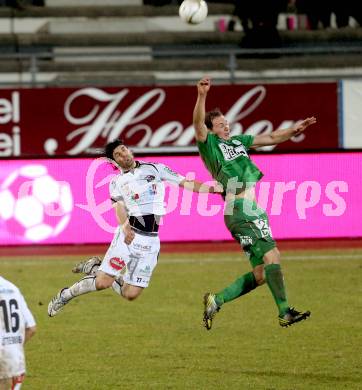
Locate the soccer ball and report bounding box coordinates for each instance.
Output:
[179,0,208,25]
[0,164,73,242]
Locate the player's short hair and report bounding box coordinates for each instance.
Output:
[104,139,124,161]
[205,109,223,130]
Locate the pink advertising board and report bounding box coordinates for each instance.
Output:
[0,153,360,245]
[0,82,338,157]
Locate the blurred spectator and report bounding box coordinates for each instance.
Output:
[230,0,288,48]
[294,0,361,29]
[295,0,331,29]
[330,0,350,27]
[352,8,362,26]
[330,0,361,28]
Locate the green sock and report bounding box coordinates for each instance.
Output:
[264,263,289,315]
[215,272,257,306]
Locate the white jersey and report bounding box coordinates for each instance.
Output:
[0,277,36,379]
[109,161,185,216]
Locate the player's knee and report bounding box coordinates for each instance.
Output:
[254,272,265,285]
[121,285,143,301]
[95,277,113,290]
[274,247,281,261]
[123,294,138,301]
[253,267,265,285]
[122,291,140,301]
[264,247,281,265]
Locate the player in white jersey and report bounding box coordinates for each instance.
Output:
[0,277,36,390]
[48,139,223,317]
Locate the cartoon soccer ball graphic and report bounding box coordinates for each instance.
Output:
[0,165,73,242]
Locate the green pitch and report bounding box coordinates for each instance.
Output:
[1,249,361,389]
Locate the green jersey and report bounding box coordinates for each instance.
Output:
[197,133,263,193]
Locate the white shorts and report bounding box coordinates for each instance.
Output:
[0,345,25,380]
[99,227,160,288]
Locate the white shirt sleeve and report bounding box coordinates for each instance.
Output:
[18,292,36,328]
[157,163,185,185]
[109,176,123,203]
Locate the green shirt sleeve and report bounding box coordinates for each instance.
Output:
[196,132,210,151]
[233,134,254,150]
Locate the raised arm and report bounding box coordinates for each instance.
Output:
[193,77,211,142]
[179,179,223,194]
[251,117,317,148]
[114,201,135,245]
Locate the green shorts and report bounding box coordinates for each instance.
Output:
[224,198,276,268]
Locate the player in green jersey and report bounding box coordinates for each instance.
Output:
[193,77,317,330]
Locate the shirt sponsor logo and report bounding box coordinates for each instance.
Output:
[218,143,248,161]
[133,243,152,251]
[144,175,156,182]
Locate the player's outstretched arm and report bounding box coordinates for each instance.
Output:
[251,116,317,148]
[193,77,210,142]
[179,179,223,194]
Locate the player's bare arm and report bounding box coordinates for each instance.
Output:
[25,326,36,343]
[114,201,135,245]
[179,179,223,193]
[193,77,210,142]
[251,117,317,148]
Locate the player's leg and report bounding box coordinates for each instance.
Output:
[47,271,115,317]
[263,247,311,327]
[232,198,288,317]
[216,201,266,304]
[239,205,304,324]
[121,284,144,301]
[212,267,260,307]
[96,230,159,300]
[204,197,284,330]
[203,200,264,330]
[203,258,263,331]
[263,247,289,314]
[48,228,128,317]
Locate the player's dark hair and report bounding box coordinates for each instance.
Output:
[205,109,223,130]
[104,139,124,161]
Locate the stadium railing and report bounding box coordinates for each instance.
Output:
[0,45,362,87]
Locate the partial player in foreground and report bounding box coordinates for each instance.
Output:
[48,140,222,317]
[193,77,316,330]
[0,276,36,390]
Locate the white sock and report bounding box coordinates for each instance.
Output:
[62,276,97,301]
[111,275,124,296]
